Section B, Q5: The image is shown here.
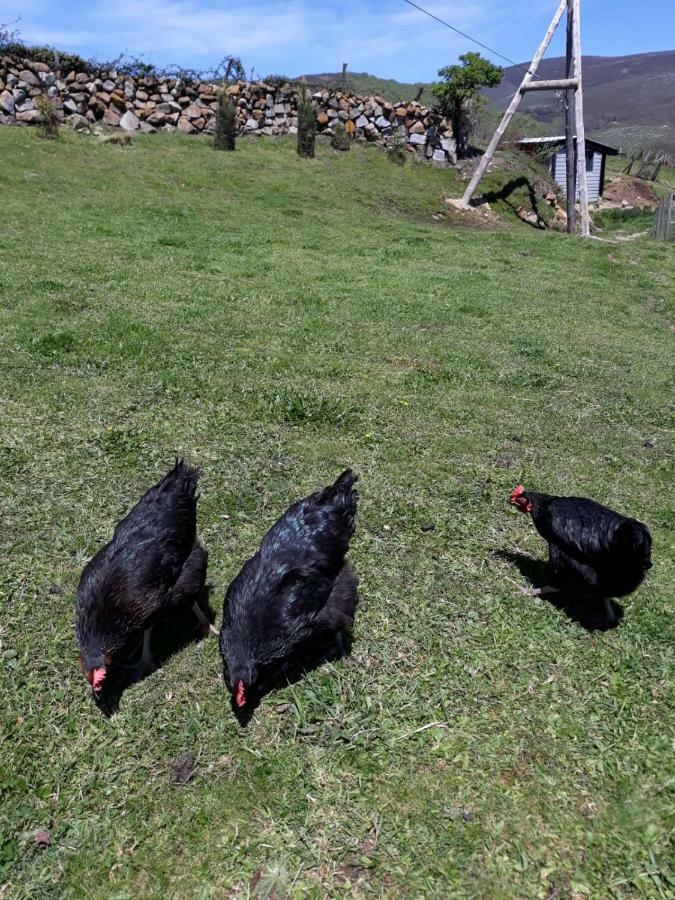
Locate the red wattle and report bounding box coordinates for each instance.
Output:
[92,667,107,692]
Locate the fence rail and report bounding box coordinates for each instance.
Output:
[652,192,674,240]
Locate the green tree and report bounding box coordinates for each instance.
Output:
[296,82,316,159]
[432,52,502,158]
[214,92,236,151]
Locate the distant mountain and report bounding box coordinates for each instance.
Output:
[302,51,675,151]
[485,51,675,151]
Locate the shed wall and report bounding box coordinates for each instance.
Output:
[551,150,603,201]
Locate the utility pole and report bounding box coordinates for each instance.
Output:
[572,0,590,236]
[565,0,576,232]
[459,0,591,237]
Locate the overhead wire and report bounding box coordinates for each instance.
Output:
[399,0,552,80]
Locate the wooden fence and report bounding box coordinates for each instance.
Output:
[652,192,674,240]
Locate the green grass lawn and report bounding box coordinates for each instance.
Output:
[0,128,673,899]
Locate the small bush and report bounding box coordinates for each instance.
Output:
[297,83,316,159]
[36,95,59,139]
[330,122,351,152]
[214,93,236,151]
[263,74,296,89]
[386,130,408,166]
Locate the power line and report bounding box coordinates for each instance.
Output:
[400,0,541,77]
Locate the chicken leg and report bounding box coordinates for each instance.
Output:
[192,601,218,637]
[119,627,156,682]
[505,576,561,598]
[603,597,617,626]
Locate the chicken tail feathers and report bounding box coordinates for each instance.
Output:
[160,458,200,498]
[616,519,652,570]
[318,468,358,505]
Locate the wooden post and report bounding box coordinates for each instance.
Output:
[460,0,567,208]
[565,0,576,233]
[572,0,590,236]
[667,192,674,240]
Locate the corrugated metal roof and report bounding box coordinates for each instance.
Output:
[515,136,619,154]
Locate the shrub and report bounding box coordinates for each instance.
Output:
[36,95,59,139]
[386,130,408,166]
[297,82,316,159]
[214,93,236,151]
[330,122,351,152]
[262,74,297,89]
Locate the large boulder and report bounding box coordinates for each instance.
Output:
[0,90,14,114]
[18,70,40,87]
[65,113,91,132]
[102,107,121,126]
[119,110,140,131]
[146,110,166,126]
[16,108,39,123]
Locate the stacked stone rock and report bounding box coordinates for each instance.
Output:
[0,56,456,165]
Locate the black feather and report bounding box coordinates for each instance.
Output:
[75,460,208,671]
[523,491,651,599]
[219,470,359,698]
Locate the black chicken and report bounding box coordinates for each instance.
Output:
[76,460,212,695]
[219,469,359,712]
[509,485,652,622]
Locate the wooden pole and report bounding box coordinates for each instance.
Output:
[572,0,590,236]
[521,78,578,91]
[666,191,674,240]
[460,0,567,208]
[565,0,576,232]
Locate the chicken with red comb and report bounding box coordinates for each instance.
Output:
[76,460,212,697]
[508,485,651,624]
[219,469,359,716]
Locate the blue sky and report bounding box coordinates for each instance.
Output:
[1,1,673,81]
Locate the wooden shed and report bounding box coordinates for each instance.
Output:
[515,136,619,202]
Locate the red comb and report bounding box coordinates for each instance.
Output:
[510,485,525,500]
[235,680,246,708]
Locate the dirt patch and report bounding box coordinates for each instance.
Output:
[601,175,659,209]
[168,752,196,786]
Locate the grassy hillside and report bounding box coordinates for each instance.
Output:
[0,129,673,898]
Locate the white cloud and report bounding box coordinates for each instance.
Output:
[0,0,562,80]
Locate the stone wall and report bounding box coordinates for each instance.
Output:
[0,55,456,164]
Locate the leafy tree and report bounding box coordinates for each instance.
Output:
[432,52,502,158]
